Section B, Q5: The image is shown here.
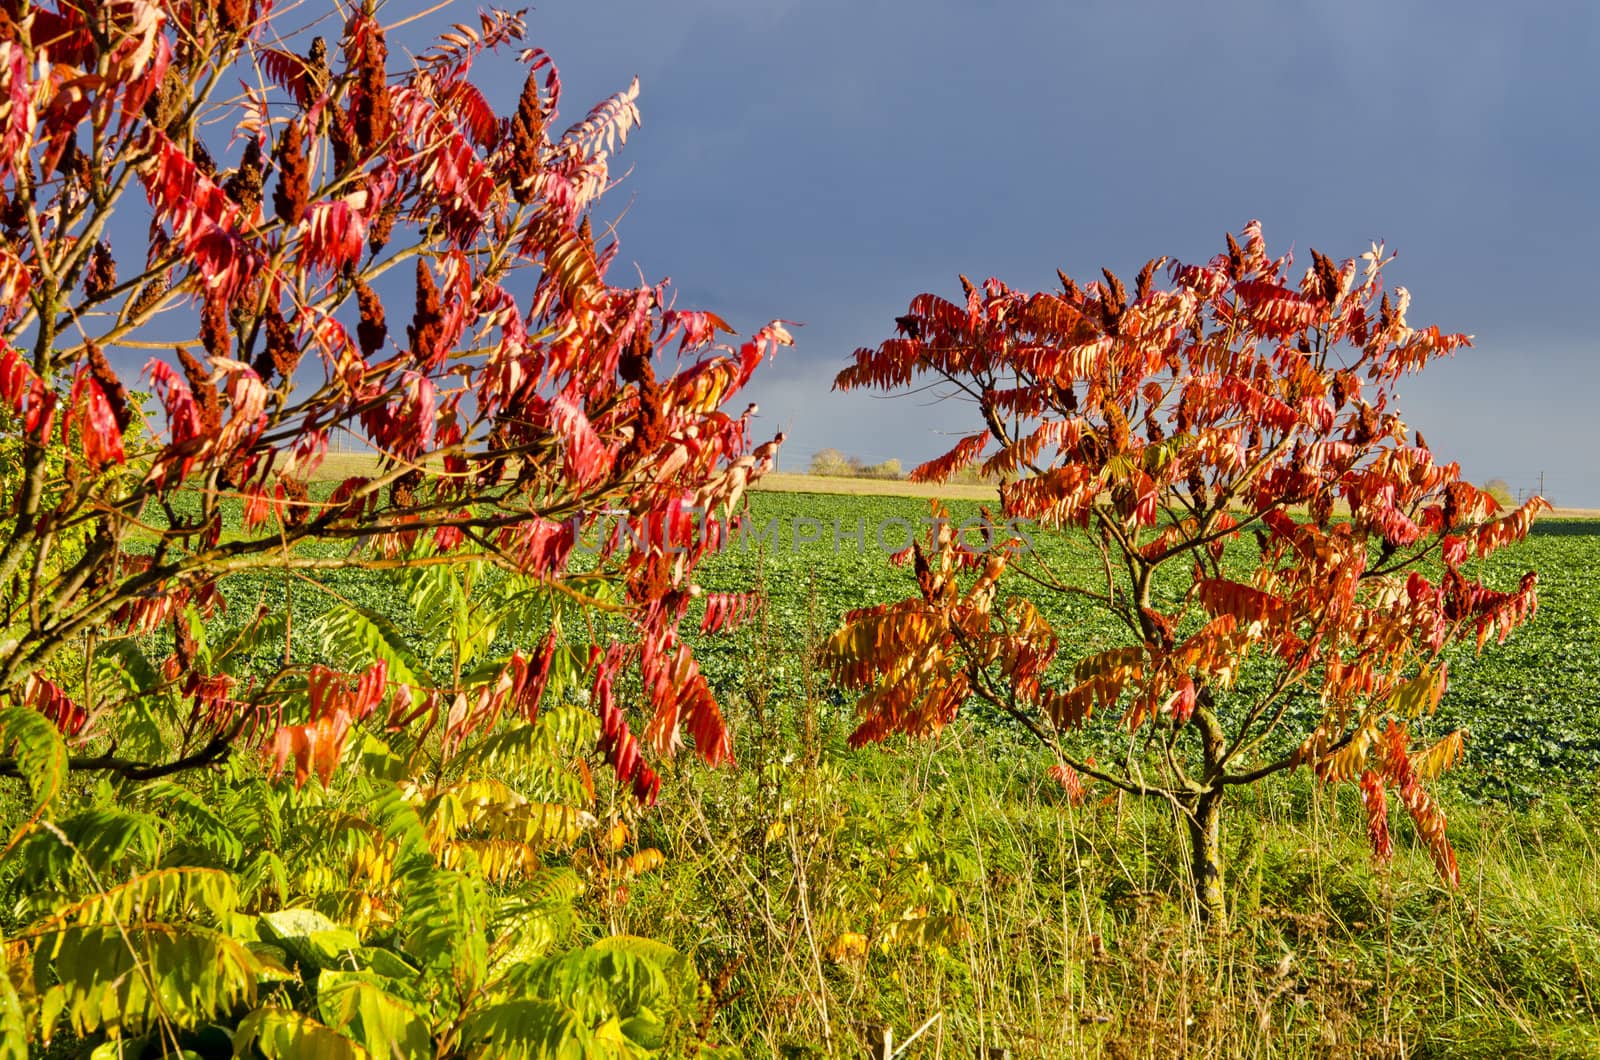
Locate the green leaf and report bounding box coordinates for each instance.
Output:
[233,1006,369,1060]
[32,923,261,1040]
[44,867,240,928]
[91,639,162,705]
[257,909,362,971]
[181,603,213,671]
[8,807,163,891]
[0,706,67,848]
[316,605,432,690]
[354,945,419,983]
[142,780,245,864]
[459,999,591,1059]
[498,937,695,1047]
[0,940,26,1060]
[316,971,432,1059]
[356,732,408,783]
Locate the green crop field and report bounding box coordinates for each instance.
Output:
[73,489,1600,1057]
[196,459,1600,809]
[684,493,1600,798]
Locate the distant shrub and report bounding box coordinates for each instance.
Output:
[809,450,904,480]
[810,448,856,476]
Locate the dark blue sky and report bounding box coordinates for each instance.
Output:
[426,1,1600,503]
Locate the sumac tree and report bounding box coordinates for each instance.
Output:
[823,222,1545,922]
[0,3,783,797]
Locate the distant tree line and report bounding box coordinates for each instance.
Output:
[808,448,904,480]
[808,448,1007,484]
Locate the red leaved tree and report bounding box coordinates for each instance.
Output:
[823,222,1545,922]
[0,3,783,796]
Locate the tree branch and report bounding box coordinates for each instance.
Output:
[0,732,234,782]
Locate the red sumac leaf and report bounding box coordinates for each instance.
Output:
[1358,770,1393,864]
[67,369,127,467]
[298,199,367,272]
[1047,763,1088,806]
[0,346,56,438]
[24,675,89,736]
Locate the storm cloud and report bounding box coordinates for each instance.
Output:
[464,0,1598,503]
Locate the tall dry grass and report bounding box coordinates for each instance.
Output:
[610,581,1600,1059]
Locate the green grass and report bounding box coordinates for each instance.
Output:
[643,494,1600,1056]
[184,490,1600,1056]
[626,716,1600,1057]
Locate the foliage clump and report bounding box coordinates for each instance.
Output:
[825,223,1547,920]
[0,0,780,1052]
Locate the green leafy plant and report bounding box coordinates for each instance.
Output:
[0,554,734,1055]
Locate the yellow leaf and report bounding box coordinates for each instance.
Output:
[1387,665,1446,717]
[604,821,630,851]
[1411,730,1466,780]
[620,848,665,878]
[826,932,868,962]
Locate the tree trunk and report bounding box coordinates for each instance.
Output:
[1187,787,1225,926]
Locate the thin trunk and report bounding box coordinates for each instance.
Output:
[1188,787,1225,926]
